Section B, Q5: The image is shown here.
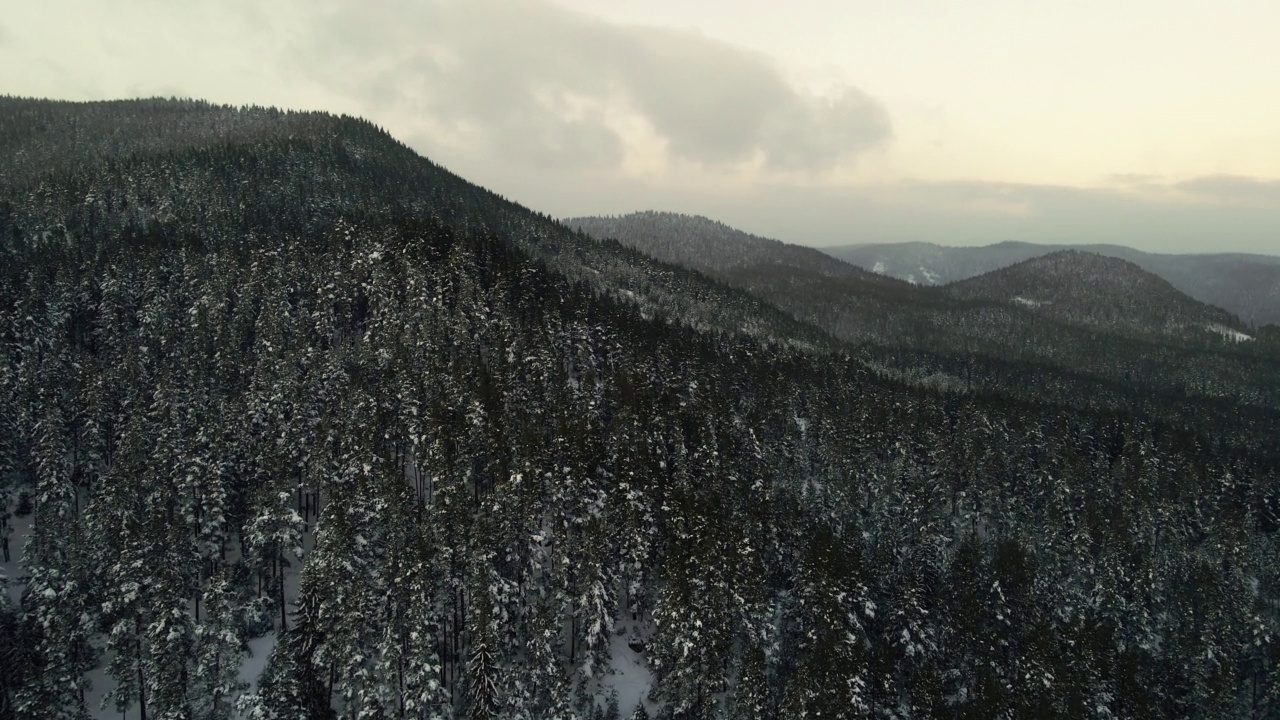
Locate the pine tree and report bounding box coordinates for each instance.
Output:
[466,603,501,720]
[192,570,247,720]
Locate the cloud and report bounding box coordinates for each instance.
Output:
[1106,173,1163,189]
[298,0,890,173]
[889,179,1043,217]
[1174,174,1280,204]
[660,178,1280,255]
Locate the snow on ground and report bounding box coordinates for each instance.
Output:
[1012,296,1051,308]
[3,508,131,720]
[1207,323,1254,342]
[872,261,886,274]
[78,530,294,719]
[80,608,281,719]
[919,266,940,284]
[283,544,305,621]
[85,655,125,719]
[597,622,657,719]
[4,490,305,719]
[237,633,279,697]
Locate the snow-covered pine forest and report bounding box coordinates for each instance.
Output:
[2,98,1280,719]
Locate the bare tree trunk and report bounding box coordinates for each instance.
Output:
[279,550,288,631]
[136,627,148,720]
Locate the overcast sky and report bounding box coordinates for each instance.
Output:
[3,0,1279,253]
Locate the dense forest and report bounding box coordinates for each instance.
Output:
[3,98,1280,720]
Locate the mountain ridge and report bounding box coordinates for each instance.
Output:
[0,96,840,353]
[946,249,1248,340]
[826,239,1280,327]
[566,210,907,287]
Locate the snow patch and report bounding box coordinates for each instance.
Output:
[1012,296,1051,308]
[919,266,940,284]
[84,655,123,719]
[1207,323,1254,342]
[238,633,278,697]
[872,261,886,274]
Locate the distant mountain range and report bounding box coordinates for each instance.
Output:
[824,241,1280,328]
[569,212,1276,411]
[567,212,1252,343]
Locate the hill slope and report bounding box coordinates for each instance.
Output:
[567,211,897,285]
[0,97,833,352]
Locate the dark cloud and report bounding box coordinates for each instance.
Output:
[299,0,889,172]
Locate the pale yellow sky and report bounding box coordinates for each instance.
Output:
[2,0,1278,252]
[552,0,1280,187]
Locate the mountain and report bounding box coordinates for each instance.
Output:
[566,211,895,284]
[3,98,1280,720]
[569,211,1277,417]
[0,99,836,354]
[946,250,1247,340]
[828,240,1280,327]
[566,210,926,346]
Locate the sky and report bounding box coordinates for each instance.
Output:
[3,0,1279,253]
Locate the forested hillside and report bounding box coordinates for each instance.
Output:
[3,98,1280,720]
[945,250,1242,339]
